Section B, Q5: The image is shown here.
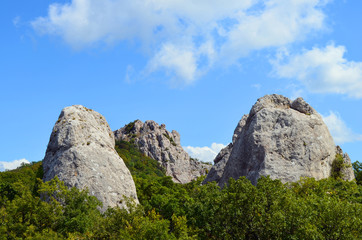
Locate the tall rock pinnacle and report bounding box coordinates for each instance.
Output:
[204,94,355,186]
[43,105,138,211]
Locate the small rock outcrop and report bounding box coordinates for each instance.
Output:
[336,146,355,180]
[43,105,138,211]
[204,94,355,187]
[114,120,211,183]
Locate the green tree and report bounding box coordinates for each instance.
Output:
[115,140,165,179]
[93,202,192,240]
[38,177,102,236]
[353,161,362,185]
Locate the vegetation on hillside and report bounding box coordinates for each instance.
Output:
[353,161,362,185]
[115,140,166,179]
[0,147,361,239]
[123,120,137,134]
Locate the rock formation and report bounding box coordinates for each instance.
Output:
[203,114,248,184]
[336,146,355,180]
[204,94,355,187]
[43,105,138,212]
[114,120,211,183]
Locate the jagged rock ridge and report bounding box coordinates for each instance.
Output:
[43,105,138,212]
[114,120,211,183]
[204,94,355,187]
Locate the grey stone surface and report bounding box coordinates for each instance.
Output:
[43,105,138,212]
[336,146,355,181]
[291,97,316,115]
[114,120,211,183]
[232,114,249,144]
[203,114,248,184]
[202,143,232,184]
[205,94,355,187]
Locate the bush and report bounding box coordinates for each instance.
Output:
[331,154,345,179]
[1,147,361,239]
[124,120,137,134]
[353,161,362,185]
[115,140,165,179]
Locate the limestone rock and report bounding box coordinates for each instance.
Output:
[291,97,316,115]
[202,143,232,184]
[204,94,355,187]
[336,146,355,180]
[203,114,248,184]
[114,120,211,183]
[232,114,249,144]
[43,105,138,212]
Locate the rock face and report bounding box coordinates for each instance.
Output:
[336,146,355,181]
[204,94,355,187]
[203,114,248,184]
[43,105,138,212]
[114,120,211,183]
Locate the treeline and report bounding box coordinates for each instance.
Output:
[0,143,361,239]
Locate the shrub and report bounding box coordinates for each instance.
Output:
[331,154,345,179]
[124,120,137,134]
[353,161,362,185]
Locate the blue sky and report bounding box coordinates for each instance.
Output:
[1,0,362,170]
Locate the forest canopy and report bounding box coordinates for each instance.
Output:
[0,143,361,239]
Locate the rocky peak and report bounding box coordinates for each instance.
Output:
[249,94,291,118]
[114,120,211,183]
[47,105,114,151]
[43,105,138,212]
[204,94,355,187]
[291,97,316,115]
[335,146,355,180]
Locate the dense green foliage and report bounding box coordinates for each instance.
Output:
[331,154,347,179]
[115,140,166,179]
[0,147,361,239]
[353,160,362,185]
[0,161,43,198]
[123,120,137,134]
[0,163,102,239]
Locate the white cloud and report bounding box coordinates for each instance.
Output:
[147,44,198,84]
[13,16,21,28]
[220,0,330,63]
[31,0,252,48]
[322,111,362,144]
[184,143,226,163]
[32,0,330,85]
[0,159,30,171]
[273,44,362,98]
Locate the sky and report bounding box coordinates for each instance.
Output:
[1,0,362,170]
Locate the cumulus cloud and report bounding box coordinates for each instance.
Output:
[322,111,362,144]
[184,143,226,163]
[273,44,362,98]
[32,0,330,85]
[219,0,330,63]
[147,44,198,85]
[0,158,30,171]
